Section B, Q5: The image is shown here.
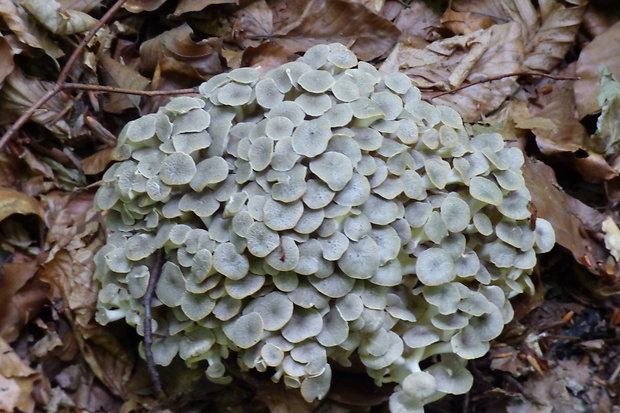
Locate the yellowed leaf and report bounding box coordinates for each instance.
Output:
[82,148,115,175]
[0,187,43,222]
[441,8,496,35]
[99,55,150,113]
[123,0,166,13]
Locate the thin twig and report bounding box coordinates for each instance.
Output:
[425,71,581,100]
[141,248,164,395]
[0,0,129,151]
[64,83,199,97]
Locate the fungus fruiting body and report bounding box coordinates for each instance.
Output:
[94,43,554,411]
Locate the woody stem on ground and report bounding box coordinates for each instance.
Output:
[0,0,130,151]
[424,72,580,100]
[141,249,164,396]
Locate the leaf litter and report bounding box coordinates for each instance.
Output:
[1,0,620,411]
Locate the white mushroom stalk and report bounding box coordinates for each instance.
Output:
[93,43,555,411]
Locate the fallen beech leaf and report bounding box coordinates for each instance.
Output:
[124,0,166,13]
[232,0,273,45]
[241,41,297,73]
[523,0,587,72]
[21,0,97,35]
[0,338,38,413]
[391,2,441,39]
[575,20,620,118]
[174,0,236,15]
[0,187,44,221]
[99,55,150,113]
[441,8,495,35]
[271,0,400,61]
[523,158,598,264]
[0,260,48,342]
[82,148,115,175]
[382,22,523,122]
[0,36,15,86]
[0,69,71,139]
[139,23,223,80]
[0,0,42,49]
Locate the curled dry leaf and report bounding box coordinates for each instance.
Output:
[382,22,523,122]
[0,0,42,49]
[0,187,44,221]
[0,69,71,139]
[270,0,400,61]
[523,0,587,72]
[232,0,273,46]
[139,23,223,80]
[241,41,297,73]
[21,0,97,35]
[0,338,38,413]
[124,0,167,13]
[391,1,441,39]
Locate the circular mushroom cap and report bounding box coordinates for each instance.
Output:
[402,371,437,400]
[160,152,197,185]
[416,248,456,286]
[223,312,264,349]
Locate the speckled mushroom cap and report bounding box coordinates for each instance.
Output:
[94,43,554,411]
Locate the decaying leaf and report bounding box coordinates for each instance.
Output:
[523,0,587,72]
[99,55,150,113]
[269,0,400,61]
[0,0,42,49]
[382,22,523,121]
[575,20,620,118]
[21,0,97,35]
[82,147,115,175]
[441,8,495,35]
[0,337,38,413]
[0,187,44,221]
[140,23,223,80]
[0,69,71,139]
[40,191,134,397]
[0,36,16,86]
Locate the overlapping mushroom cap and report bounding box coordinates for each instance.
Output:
[94,43,554,411]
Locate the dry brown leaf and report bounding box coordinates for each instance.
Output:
[348,0,384,13]
[57,0,102,13]
[82,148,115,175]
[0,187,44,221]
[523,0,587,72]
[99,55,150,113]
[174,0,237,15]
[0,69,71,139]
[124,0,167,13]
[0,338,38,413]
[523,158,596,265]
[575,21,620,118]
[391,2,441,39]
[0,261,49,342]
[21,0,97,35]
[440,8,496,35]
[241,41,297,73]
[0,36,16,86]
[0,0,43,50]
[40,191,134,397]
[139,23,223,80]
[382,22,523,122]
[270,0,400,61]
[232,0,273,46]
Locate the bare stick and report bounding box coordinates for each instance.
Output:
[64,83,198,97]
[424,71,580,100]
[141,248,164,395]
[0,0,129,151]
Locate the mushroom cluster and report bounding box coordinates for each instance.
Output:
[94,43,554,411]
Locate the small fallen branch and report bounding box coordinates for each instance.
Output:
[64,83,199,97]
[141,248,164,396]
[424,71,580,100]
[0,0,130,151]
